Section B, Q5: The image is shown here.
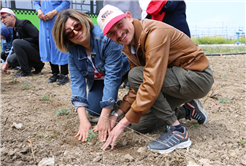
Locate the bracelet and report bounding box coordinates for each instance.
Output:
[111,111,119,118]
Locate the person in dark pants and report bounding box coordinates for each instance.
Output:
[0,8,44,77]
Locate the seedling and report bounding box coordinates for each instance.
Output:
[36,134,44,138]
[11,77,17,83]
[56,109,69,116]
[31,77,37,81]
[238,140,245,148]
[21,82,30,90]
[47,134,56,141]
[42,94,50,101]
[87,129,97,142]
[33,86,36,91]
[218,97,231,103]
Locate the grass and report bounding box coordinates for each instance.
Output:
[192,36,246,44]
[201,47,246,54]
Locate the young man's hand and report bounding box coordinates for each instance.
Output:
[101,117,131,150]
[1,61,9,73]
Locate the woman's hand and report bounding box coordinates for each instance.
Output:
[37,9,46,21]
[101,117,131,150]
[74,120,92,142]
[74,107,92,142]
[45,9,57,21]
[94,107,111,142]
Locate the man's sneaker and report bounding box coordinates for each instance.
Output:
[48,73,59,83]
[32,63,44,74]
[57,74,70,85]
[148,125,192,154]
[14,71,32,78]
[184,99,208,124]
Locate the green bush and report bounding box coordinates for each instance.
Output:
[192,36,245,44]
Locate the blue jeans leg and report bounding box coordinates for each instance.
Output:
[87,80,104,116]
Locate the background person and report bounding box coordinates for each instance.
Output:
[1,8,44,77]
[52,9,129,142]
[146,0,190,37]
[0,24,12,62]
[34,0,70,85]
[97,5,214,153]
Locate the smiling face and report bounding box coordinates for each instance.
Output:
[64,17,90,46]
[106,12,134,45]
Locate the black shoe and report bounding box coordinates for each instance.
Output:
[48,73,59,83]
[32,63,45,74]
[183,99,208,124]
[57,74,70,85]
[14,71,32,78]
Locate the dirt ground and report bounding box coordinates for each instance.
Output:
[1,54,246,166]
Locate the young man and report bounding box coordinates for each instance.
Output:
[1,8,44,77]
[97,5,214,154]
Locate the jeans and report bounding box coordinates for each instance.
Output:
[87,72,128,116]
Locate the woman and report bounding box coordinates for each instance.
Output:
[34,0,70,85]
[1,24,13,62]
[53,9,129,142]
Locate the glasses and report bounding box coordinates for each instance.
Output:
[65,22,82,39]
[1,15,8,20]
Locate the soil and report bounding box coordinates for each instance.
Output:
[1,54,246,166]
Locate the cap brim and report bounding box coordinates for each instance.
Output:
[103,14,126,35]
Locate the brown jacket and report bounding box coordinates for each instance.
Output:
[119,19,209,123]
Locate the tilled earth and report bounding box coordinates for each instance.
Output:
[1,54,246,166]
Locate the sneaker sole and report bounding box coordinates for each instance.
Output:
[193,99,208,124]
[157,138,192,154]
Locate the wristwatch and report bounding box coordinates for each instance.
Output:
[111,111,119,118]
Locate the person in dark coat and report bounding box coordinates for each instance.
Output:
[146,0,190,37]
[0,8,44,77]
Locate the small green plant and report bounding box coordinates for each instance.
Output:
[42,94,50,101]
[238,140,245,148]
[218,97,231,103]
[21,82,30,90]
[31,77,37,81]
[56,109,69,116]
[221,73,227,77]
[11,77,17,83]
[36,134,44,138]
[87,129,97,142]
[47,134,56,141]
[33,86,36,91]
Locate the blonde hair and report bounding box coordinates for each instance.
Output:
[52,9,94,52]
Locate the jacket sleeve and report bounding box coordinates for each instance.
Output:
[33,1,41,11]
[125,28,171,123]
[100,39,124,109]
[55,0,71,12]
[21,20,39,45]
[68,51,89,110]
[161,0,181,12]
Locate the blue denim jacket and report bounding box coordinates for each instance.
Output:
[69,25,129,111]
